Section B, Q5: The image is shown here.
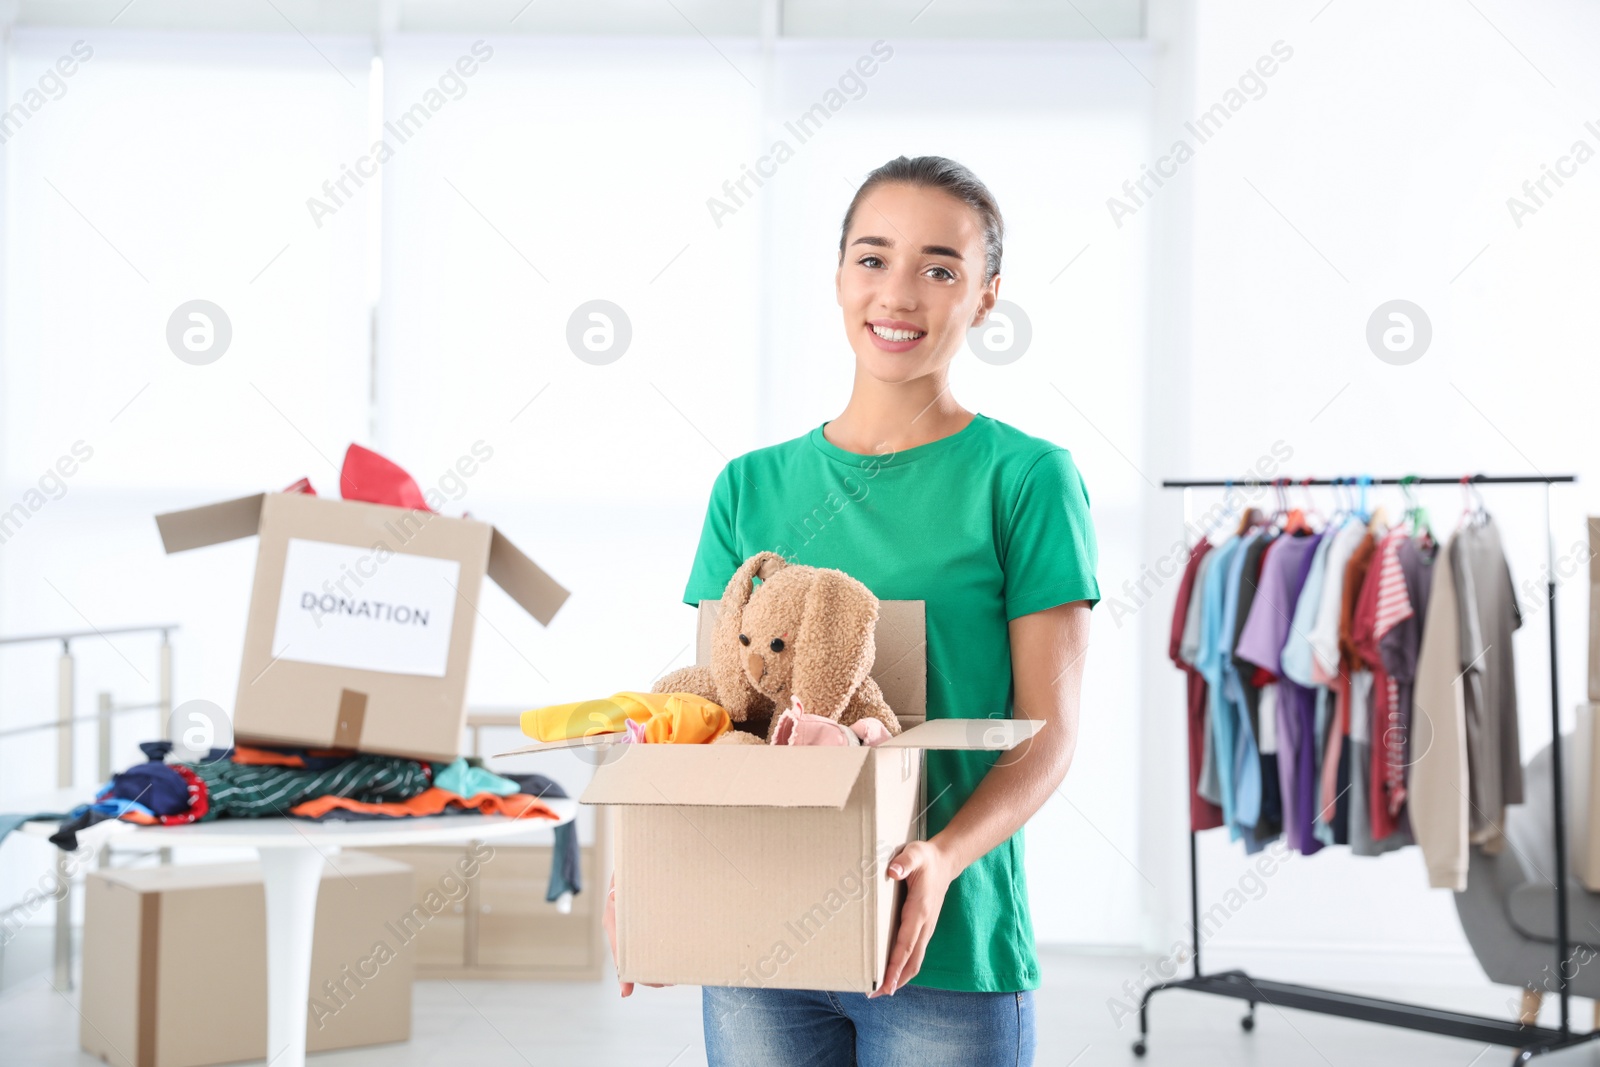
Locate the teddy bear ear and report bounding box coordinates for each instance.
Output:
[790,569,879,722]
[719,551,787,610]
[709,552,787,720]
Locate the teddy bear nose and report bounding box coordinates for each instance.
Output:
[746,650,765,681]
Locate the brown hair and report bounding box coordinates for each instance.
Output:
[838,155,1004,284]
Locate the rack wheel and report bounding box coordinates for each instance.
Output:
[1240,1014,1255,1032]
[1132,1039,1147,1057]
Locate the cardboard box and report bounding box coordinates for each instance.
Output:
[497,599,1043,993]
[80,853,415,1067]
[156,490,568,762]
[1574,704,1600,892]
[1589,517,1600,703]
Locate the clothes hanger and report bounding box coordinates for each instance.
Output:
[1326,476,1349,527]
[1361,474,1388,532]
[1265,479,1287,534]
[1399,475,1435,547]
[1456,474,1489,531]
[1264,478,1311,535]
[1296,477,1325,532]
[1227,480,1265,537]
[1340,477,1364,528]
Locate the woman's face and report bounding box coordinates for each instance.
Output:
[835,181,999,385]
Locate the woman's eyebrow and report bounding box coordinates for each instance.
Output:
[849,235,965,260]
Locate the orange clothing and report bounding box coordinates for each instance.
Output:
[288,786,558,821]
[520,691,731,745]
[230,743,356,768]
[1337,532,1378,673]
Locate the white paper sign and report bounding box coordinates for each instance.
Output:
[270,538,461,677]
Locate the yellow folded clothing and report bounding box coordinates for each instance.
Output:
[521,691,732,745]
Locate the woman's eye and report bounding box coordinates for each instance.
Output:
[926,265,954,281]
[858,255,884,269]
[770,637,785,653]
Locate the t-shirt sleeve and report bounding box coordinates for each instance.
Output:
[681,462,742,607]
[1234,544,1289,673]
[1001,448,1101,621]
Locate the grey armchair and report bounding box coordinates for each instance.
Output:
[1454,739,1600,1021]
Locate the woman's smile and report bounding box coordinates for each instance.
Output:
[867,317,928,351]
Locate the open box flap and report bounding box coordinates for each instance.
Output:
[494,732,631,757]
[154,493,266,553]
[880,717,1045,750]
[580,744,869,808]
[487,527,570,626]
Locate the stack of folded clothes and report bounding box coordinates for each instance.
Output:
[27,739,581,903]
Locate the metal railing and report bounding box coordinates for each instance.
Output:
[0,625,177,989]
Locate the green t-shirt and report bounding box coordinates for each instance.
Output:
[681,412,1100,993]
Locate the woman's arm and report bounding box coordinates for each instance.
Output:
[870,599,1091,996]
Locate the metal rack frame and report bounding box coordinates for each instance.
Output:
[1136,473,1592,1065]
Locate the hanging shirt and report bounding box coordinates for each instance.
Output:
[1410,533,1471,890]
[1339,531,1380,674]
[1308,518,1368,678]
[1281,528,1339,688]
[1307,518,1365,844]
[681,413,1100,994]
[1235,530,1323,851]
[1355,530,1405,841]
[1183,548,1224,807]
[1374,534,1439,823]
[1180,548,1215,666]
[1310,686,1336,847]
[1346,669,1408,856]
[1227,532,1273,846]
[1235,534,1283,845]
[1283,529,1339,848]
[1170,540,1224,832]
[1197,536,1246,831]
[1278,530,1328,854]
[1352,530,1415,847]
[1452,516,1524,852]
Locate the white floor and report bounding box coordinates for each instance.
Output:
[6,935,1600,1066]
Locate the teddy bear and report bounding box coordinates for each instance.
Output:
[652,550,902,745]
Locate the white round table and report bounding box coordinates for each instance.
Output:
[23,801,577,1067]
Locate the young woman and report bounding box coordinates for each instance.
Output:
[604,155,1098,1067]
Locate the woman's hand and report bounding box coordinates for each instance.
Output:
[868,839,958,997]
[604,872,671,996]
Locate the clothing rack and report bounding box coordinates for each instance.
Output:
[1136,473,1589,1066]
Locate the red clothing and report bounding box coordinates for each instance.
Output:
[1351,530,1404,841]
[1371,533,1416,818]
[1170,540,1223,832]
[1338,533,1378,674]
[1318,672,1349,828]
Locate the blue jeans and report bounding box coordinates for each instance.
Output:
[703,984,1036,1067]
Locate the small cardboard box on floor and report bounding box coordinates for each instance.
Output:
[80,853,414,1067]
[497,598,1042,994]
[156,490,568,763]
